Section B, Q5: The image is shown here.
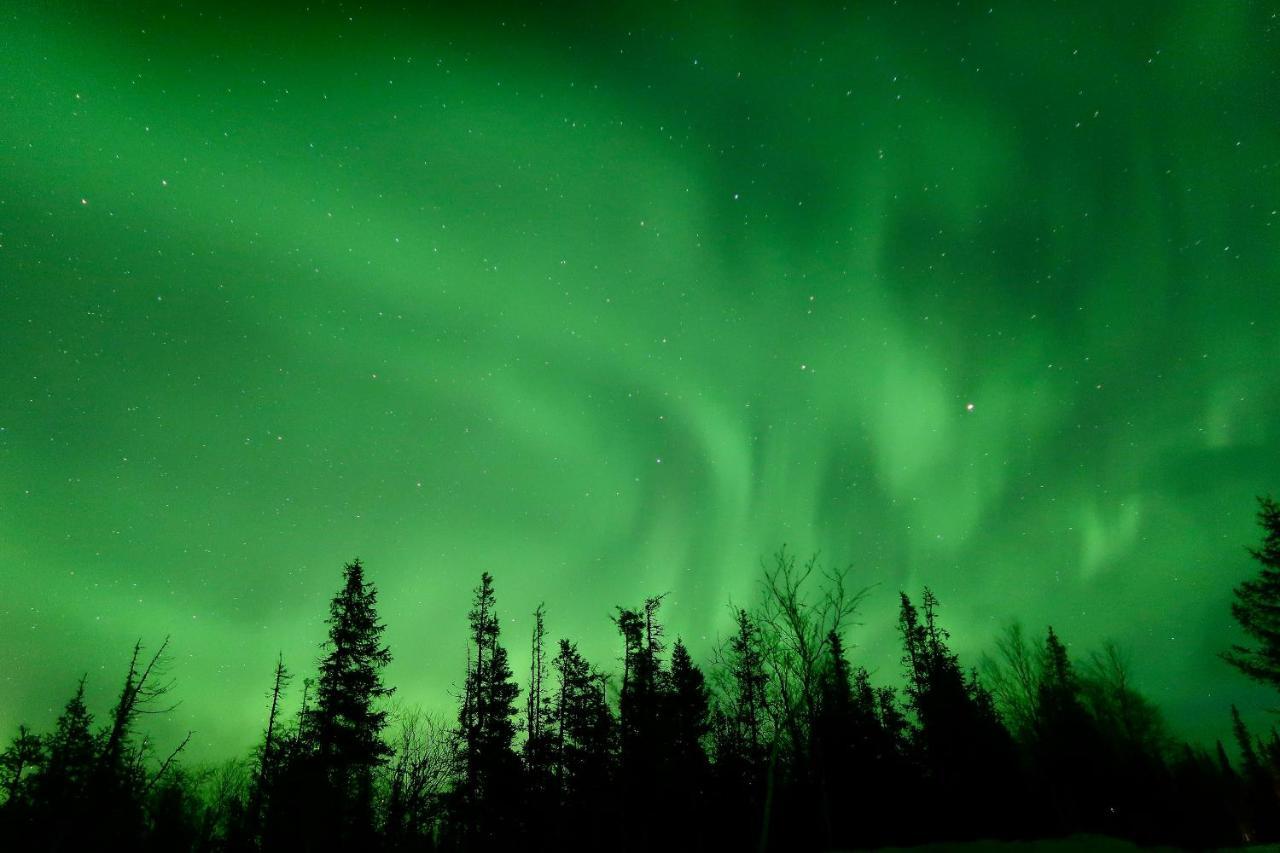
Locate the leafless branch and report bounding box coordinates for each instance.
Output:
[144,730,193,795]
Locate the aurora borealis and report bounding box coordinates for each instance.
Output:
[1,1,1277,760]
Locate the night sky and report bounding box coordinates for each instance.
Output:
[2,2,1278,760]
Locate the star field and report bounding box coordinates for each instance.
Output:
[1,1,1278,758]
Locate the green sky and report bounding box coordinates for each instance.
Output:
[2,1,1277,760]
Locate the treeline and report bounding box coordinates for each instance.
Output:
[4,512,1280,851]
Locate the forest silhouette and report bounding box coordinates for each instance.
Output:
[4,499,1280,852]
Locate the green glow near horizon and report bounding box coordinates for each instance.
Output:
[1,2,1277,759]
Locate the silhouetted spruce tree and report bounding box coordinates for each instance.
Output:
[1073,634,1175,842]
[98,638,186,847]
[455,571,521,848]
[812,630,905,847]
[1,681,93,845]
[668,639,710,771]
[865,668,918,844]
[1032,627,1108,833]
[724,609,770,766]
[0,725,41,815]
[25,678,98,847]
[261,676,326,851]
[309,558,394,846]
[710,606,772,848]
[247,654,291,845]
[614,595,669,850]
[525,606,555,770]
[550,639,616,850]
[1225,497,1280,692]
[1166,742,1244,847]
[667,638,711,843]
[522,604,557,845]
[1232,704,1279,840]
[898,589,1022,840]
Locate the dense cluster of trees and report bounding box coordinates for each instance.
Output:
[5,498,1280,851]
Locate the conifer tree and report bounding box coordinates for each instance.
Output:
[98,638,183,845]
[715,609,771,778]
[523,604,558,844]
[550,639,616,847]
[12,680,99,848]
[669,639,710,770]
[1224,497,1280,691]
[311,558,394,843]
[898,589,1021,839]
[1032,627,1106,832]
[614,596,671,849]
[54,679,94,761]
[456,572,521,846]
[525,604,556,777]
[0,726,41,808]
[616,597,666,754]
[1231,704,1280,840]
[664,638,711,847]
[248,654,291,842]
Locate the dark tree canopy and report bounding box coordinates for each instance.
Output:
[313,559,394,765]
[278,558,395,848]
[1224,497,1280,690]
[1,539,1275,852]
[455,571,522,848]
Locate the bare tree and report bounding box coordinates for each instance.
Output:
[1081,641,1169,756]
[249,654,292,835]
[754,548,868,760]
[101,637,178,772]
[981,621,1042,741]
[383,705,456,846]
[143,732,193,796]
[526,604,552,767]
[752,547,869,850]
[195,758,252,846]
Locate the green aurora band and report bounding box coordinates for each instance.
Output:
[1,2,1277,759]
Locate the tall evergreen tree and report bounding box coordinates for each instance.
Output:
[98,638,181,846]
[668,639,711,772]
[1224,497,1280,691]
[812,631,865,844]
[523,604,558,846]
[1032,627,1106,833]
[248,654,291,843]
[723,608,770,768]
[616,597,666,752]
[311,558,394,844]
[550,639,616,850]
[898,589,1022,840]
[23,680,96,846]
[1231,704,1280,840]
[525,604,556,777]
[614,596,671,850]
[0,722,40,809]
[456,572,521,847]
[710,607,774,852]
[664,639,711,847]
